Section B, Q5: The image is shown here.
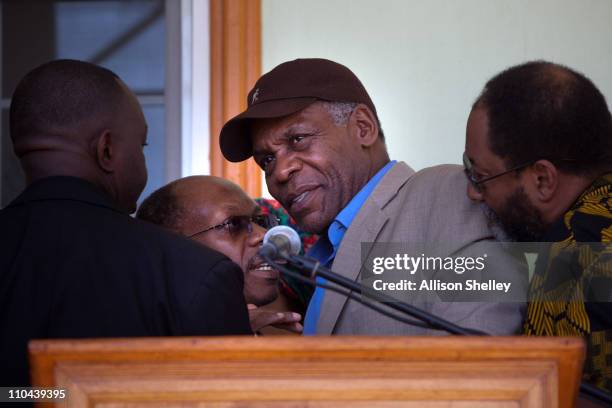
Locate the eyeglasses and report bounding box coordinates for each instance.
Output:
[188,214,279,238]
[462,152,536,193]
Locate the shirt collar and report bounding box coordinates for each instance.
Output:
[7,176,125,214]
[312,161,396,260]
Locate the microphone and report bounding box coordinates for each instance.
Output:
[259,225,302,258]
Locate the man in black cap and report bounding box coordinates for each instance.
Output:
[219,58,525,335]
[0,59,251,387]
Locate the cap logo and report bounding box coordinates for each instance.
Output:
[251,88,260,105]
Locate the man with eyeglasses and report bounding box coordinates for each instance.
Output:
[464,60,612,392]
[137,176,303,334]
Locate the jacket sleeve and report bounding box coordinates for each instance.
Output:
[168,242,253,336]
[183,257,252,335]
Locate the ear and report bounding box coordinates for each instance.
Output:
[349,104,379,148]
[94,129,115,173]
[527,160,558,203]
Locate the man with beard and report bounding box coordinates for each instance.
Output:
[137,176,303,333]
[218,58,525,336]
[464,60,612,391]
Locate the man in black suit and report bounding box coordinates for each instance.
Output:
[0,60,252,387]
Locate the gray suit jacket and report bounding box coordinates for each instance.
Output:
[317,162,526,335]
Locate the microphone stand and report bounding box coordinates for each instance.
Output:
[261,254,432,330]
[283,253,487,335]
[579,383,612,406]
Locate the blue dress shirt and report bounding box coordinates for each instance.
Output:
[303,161,396,334]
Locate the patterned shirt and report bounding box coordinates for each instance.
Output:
[524,173,612,392]
[255,198,318,313]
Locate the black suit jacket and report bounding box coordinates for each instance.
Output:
[0,177,251,386]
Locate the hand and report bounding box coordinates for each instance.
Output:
[247,304,303,334]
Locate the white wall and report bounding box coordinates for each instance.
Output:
[262,0,612,175]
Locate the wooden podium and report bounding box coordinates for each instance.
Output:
[29,336,584,407]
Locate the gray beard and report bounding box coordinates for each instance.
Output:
[481,203,514,242]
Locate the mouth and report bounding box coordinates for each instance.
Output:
[248,261,280,280]
[286,185,319,214]
[253,262,274,271]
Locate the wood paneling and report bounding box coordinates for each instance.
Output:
[210,0,262,197]
[29,336,585,407]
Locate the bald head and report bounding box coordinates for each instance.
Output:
[137,176,251,233]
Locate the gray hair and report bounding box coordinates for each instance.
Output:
[318,101,357,126]
[318,100,385,142]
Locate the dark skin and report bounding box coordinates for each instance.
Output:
[167,176,302,333]
[251,102,390,234]
[17,79,148,214]
[464,106,591,238]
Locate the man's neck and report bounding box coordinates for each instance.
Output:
[545,173,598,224]
[21,151,111,198]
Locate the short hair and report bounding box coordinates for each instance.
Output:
[319,101,386,141]
[473,60,612,176]
[9,59,125,156]
[320,101,357,126]
[136,183,184,230]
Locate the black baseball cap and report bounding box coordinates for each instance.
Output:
[219,58,378,162]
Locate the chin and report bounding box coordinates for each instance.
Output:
[253,291,279,307]
[246,285,279,307]
[296,213,333,235]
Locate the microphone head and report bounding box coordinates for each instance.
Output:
[263,225,302,256]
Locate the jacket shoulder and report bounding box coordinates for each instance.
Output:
[394,164,474,211]
[407,164,467,193]
[386,164,492,241]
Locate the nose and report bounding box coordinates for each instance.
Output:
[273,152,301,184]
[248,223,266,247]
[467,182,484,202]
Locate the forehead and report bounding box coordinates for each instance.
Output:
[251,103,331,149]
[466,107,508,170]
[176,181,257,221]
[466,108,491,154]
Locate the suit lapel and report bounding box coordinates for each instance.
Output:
[316,162,415,334]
